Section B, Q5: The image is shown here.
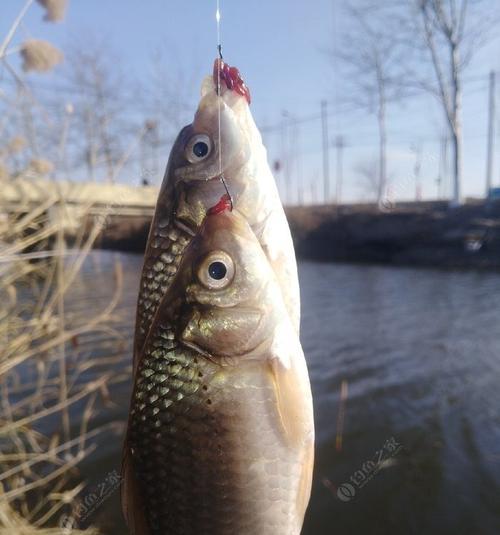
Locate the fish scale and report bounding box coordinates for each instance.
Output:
[128,320,303,535]
[135,221,192,358]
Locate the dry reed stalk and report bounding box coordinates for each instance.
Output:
[1,6,132,528]
[0,502,99,534]
[0,175,129,532]
[0,0,34,60]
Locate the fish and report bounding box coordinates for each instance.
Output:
[122,208,314,535]
[134,59,300,374]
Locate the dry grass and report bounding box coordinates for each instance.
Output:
[0,179,131,532]
[0,502,100,534]
[0,5,133,532]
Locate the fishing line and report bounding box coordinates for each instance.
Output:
[215,0,233,209]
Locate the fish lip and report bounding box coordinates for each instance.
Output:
[174,167,222,183]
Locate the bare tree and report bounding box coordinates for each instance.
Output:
[61,39,132,182]
[38,38,198,185]
[406,0,499,206]
[335,1,409,207]
[137,45,198,183]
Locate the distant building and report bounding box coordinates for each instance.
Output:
[487,187,500,200]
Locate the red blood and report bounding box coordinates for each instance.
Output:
[213,59,251,104]
[208,193,232,215]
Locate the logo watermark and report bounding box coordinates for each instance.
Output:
[59,469,121,529]
[324,436,403,502]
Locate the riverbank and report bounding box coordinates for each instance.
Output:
[97,200,500,270]
[287,200,500,269]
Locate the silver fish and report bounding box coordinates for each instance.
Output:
[122,209,314,535]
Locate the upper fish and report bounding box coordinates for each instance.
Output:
[134,60,300,372]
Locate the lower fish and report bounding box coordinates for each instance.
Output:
[122,208,314,535]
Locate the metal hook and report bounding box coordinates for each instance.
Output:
[219,174,233,211]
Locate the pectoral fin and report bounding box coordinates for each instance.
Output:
[268,350,315,525]
[268,356,313,448]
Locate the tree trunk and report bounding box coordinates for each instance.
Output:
[450,126,462,205]
[377,67,387,207]
[450,40,462,206]
[378,107,387,205]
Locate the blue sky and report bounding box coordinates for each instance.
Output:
[1,0,500,204]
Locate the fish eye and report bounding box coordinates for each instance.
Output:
[185,134,212,163]
[208,261,227,280]
[197,251,234,290]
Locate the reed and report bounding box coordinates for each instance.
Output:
[1,3,130,533]
[0,176,130,533]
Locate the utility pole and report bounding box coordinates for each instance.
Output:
[485,70,496,197]
[413,143,423,201]
[321,100,330,204]
[335,135,344,206]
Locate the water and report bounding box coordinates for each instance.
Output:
[75,253,500,534]
[300,262,500,535]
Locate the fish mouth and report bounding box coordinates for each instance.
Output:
[173,171,235,229]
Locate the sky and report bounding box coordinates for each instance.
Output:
[1,0,500,204]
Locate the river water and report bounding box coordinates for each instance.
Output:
[75,252,500,535]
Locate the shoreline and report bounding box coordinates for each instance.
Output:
[94,200,500,271]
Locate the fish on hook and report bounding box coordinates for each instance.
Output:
[122,208,314,535]
[133,59,301,374]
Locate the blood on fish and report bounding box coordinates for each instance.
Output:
[208,193,232,215]
[213,58,251,104]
